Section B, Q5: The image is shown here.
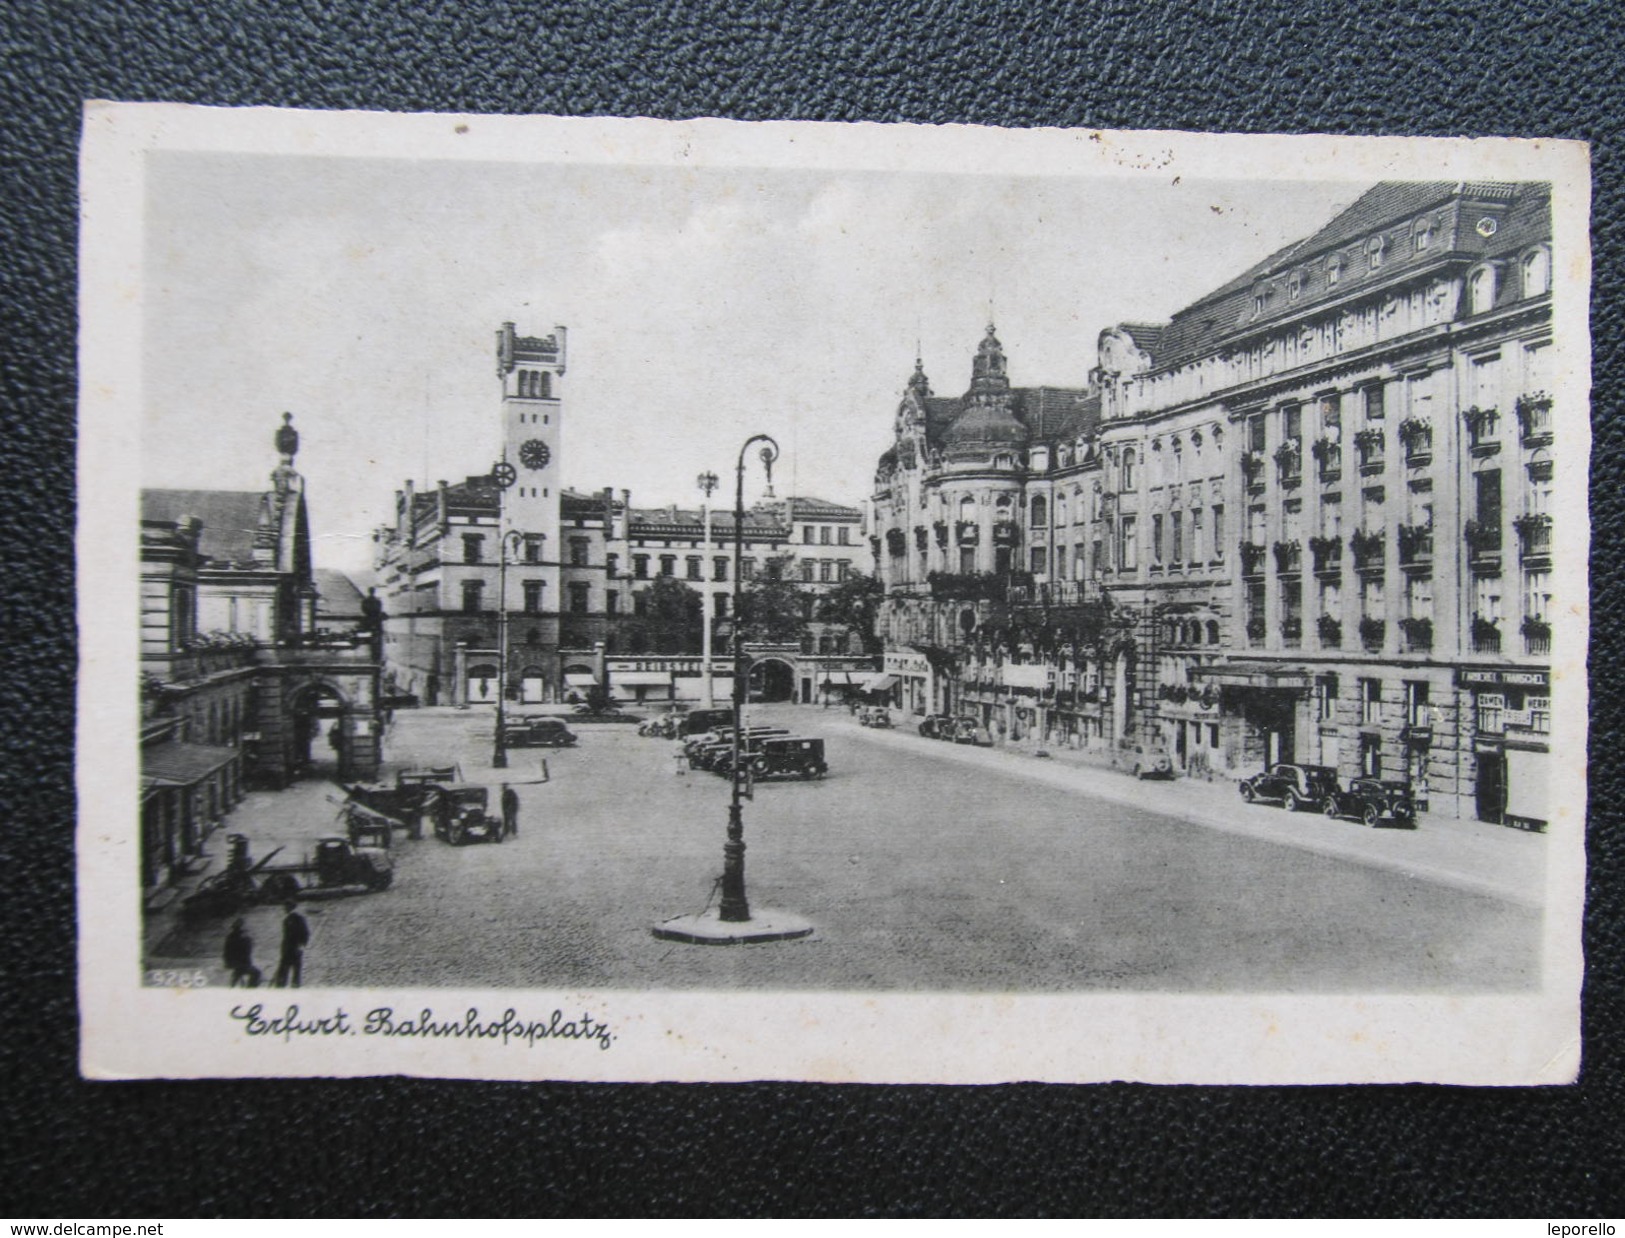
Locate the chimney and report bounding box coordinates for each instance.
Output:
[620,489,631,539]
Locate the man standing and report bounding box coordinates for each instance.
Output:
[271,901,310,988]
[223,917,260,988]
[501,783,520,839]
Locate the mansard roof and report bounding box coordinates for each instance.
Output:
[1152,180,1551,369]
[142,489,278,569]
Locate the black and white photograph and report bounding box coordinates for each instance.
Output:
[77,107,1590,1084]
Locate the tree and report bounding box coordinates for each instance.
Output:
[736,554,809,643]
[816,570,884,653]
[642,576,703,654]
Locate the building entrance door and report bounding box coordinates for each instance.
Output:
[1476,749,1506,823]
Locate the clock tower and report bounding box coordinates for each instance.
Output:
[496,318,566,573]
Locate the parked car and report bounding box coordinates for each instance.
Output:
[746,736,829,780]
[1322,777,1416,827]
[501,717,578,748]
[950,718,993,747]
[858,706,893,728]
[1128,742,1174,780]
[917,714,956,739]
[433,784,505,846]
[1239,763,1340,811]
[681,708,735,737]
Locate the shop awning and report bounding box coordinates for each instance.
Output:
[613,671,673,687]
[564,673,599,687]
[858,673,899,693]
[1190,664,1315,691]
[142,740,238,787]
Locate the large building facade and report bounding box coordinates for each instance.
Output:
[373,322,877,708]
[872,181,1557,826]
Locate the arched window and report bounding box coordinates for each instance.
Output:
[1121,448,1137,491]
[1055,494,1068,527]
[1468,265,1496,315]
[1367,235,1385,271]
[1413,218,1433,253]
[1522,247,1550,298]
[1030,495,1047,527]
[959,495,977,521]
[1207,620,1221,645]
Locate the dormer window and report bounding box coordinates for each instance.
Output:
[1468,263,1497,315]
[1288,270,1305,301]
[1253,285,1268,316]
[1522,246,1551,297]
[1367,236,1386,271]
[1413,218,1433,252]
[1327,255,1343,288]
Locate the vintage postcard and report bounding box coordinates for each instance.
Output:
[78,105,1590,1083]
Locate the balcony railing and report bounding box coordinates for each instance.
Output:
[1309,535,1343,574]
[1317,615,1342,647]
[1350,529,1385,572]
[1522,616,1552,657]
[1241,451,1265,488]
[1514,513,1552,563]
[1463,406,1500,453]
[1007,579,1105,608]
[1398,417,1433,463]
[1273,539,1302,574]
[1464,519,1502,569]
[992,521,1020,544]
[1399,616,1433,653]
[1354,428,1385,474]
[1515,392,1553,446]
[1310,437,1341,482]
[1359,616,1386,651]
[1470,616,1502,654]
[1281,616,1303,646]
[1240,541,1267,576]
[1274,440,1302,486]
[955,522,979,545]
[1397,523,1433,568]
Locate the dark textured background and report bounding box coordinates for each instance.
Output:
[3,0,1621,1218]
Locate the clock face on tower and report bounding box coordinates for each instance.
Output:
[519,439,552,470]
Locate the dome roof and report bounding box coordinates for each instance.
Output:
[943,398,1029,447]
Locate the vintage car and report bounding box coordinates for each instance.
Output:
[916,714,956,740]
[1128,742,1174,780]
[1239,763,1340,811]
[1323,777,1417,827]
[502,717,578,748]
[950,718,993,747]
[681,708,735,737]
[746,736,829,780]
[433,784,505,846]
[858,706,893,729]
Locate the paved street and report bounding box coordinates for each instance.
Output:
[148,703,1544,993]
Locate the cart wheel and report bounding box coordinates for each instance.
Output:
[1363,804,1382,828]
[450,823,467,846]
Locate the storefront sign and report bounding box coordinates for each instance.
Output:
[1456,668,1549,689]
[884,651,930,677]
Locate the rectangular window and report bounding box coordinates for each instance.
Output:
[522,581,544,614]
[1528,695,1551,734]
[1474,574,1502,621]
[837,560,850,581]
[1476,470,1502,527]
[1360,732,1382,778]
[1320,578,1341,618]
[713,557,728,582]
[1283,500,1303,543]
[1073,544,1087,579]
[1211,505,1225,557]
[1320,393,1341,432]
[1151,514,1164,563]
[1405,680,1430,727]
[1361,575,1385,617]
[1364,384,1385,422]
[1316,673,1339,722]
[1525,569,1551,620]
[1248,504,1267,544]
[959,546,975,573]
[820,526,831,545]
[633,555,649,579]
[839,527,851,545]
[803,527,814,544]
[1282,402,1302,441]
[1248,415,1267,452]
[800,559,815,582]
[1092,538,1104,573]
[569,539,589,567]
[1119,515,1137,571]
[1029,545,1046,575]
[1405,574,1434,621]
[686,556,703,581]
[1361,678,1382,725]
[659,555,676,577]
[605,590,619,615]
[1473,354,1502,408]
[1171,511,1184,564]
[820,559,834,582]
[569,582,590,614]
[462,534,484,564]
[714,592,729,617]
[1189,507,1203,563]
[742,557,757,580]
[1322,495,1342,537]
[605,552,619,578]
[461,580,483,613]
[524,537,543,565]
[633,591,648,616]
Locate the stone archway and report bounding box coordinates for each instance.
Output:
[749,656,797,703]
[288,679,350,781]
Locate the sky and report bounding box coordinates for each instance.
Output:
[141,150,1367,573]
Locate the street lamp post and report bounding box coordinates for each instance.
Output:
[698,470,719,709]
[652,433,812,945]
[489,459,520,769]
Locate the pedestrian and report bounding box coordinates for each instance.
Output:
[501,783,520,839]
[271,901,310,989]
[223,917,261,988]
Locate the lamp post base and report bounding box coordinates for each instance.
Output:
[651,907,814,945]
